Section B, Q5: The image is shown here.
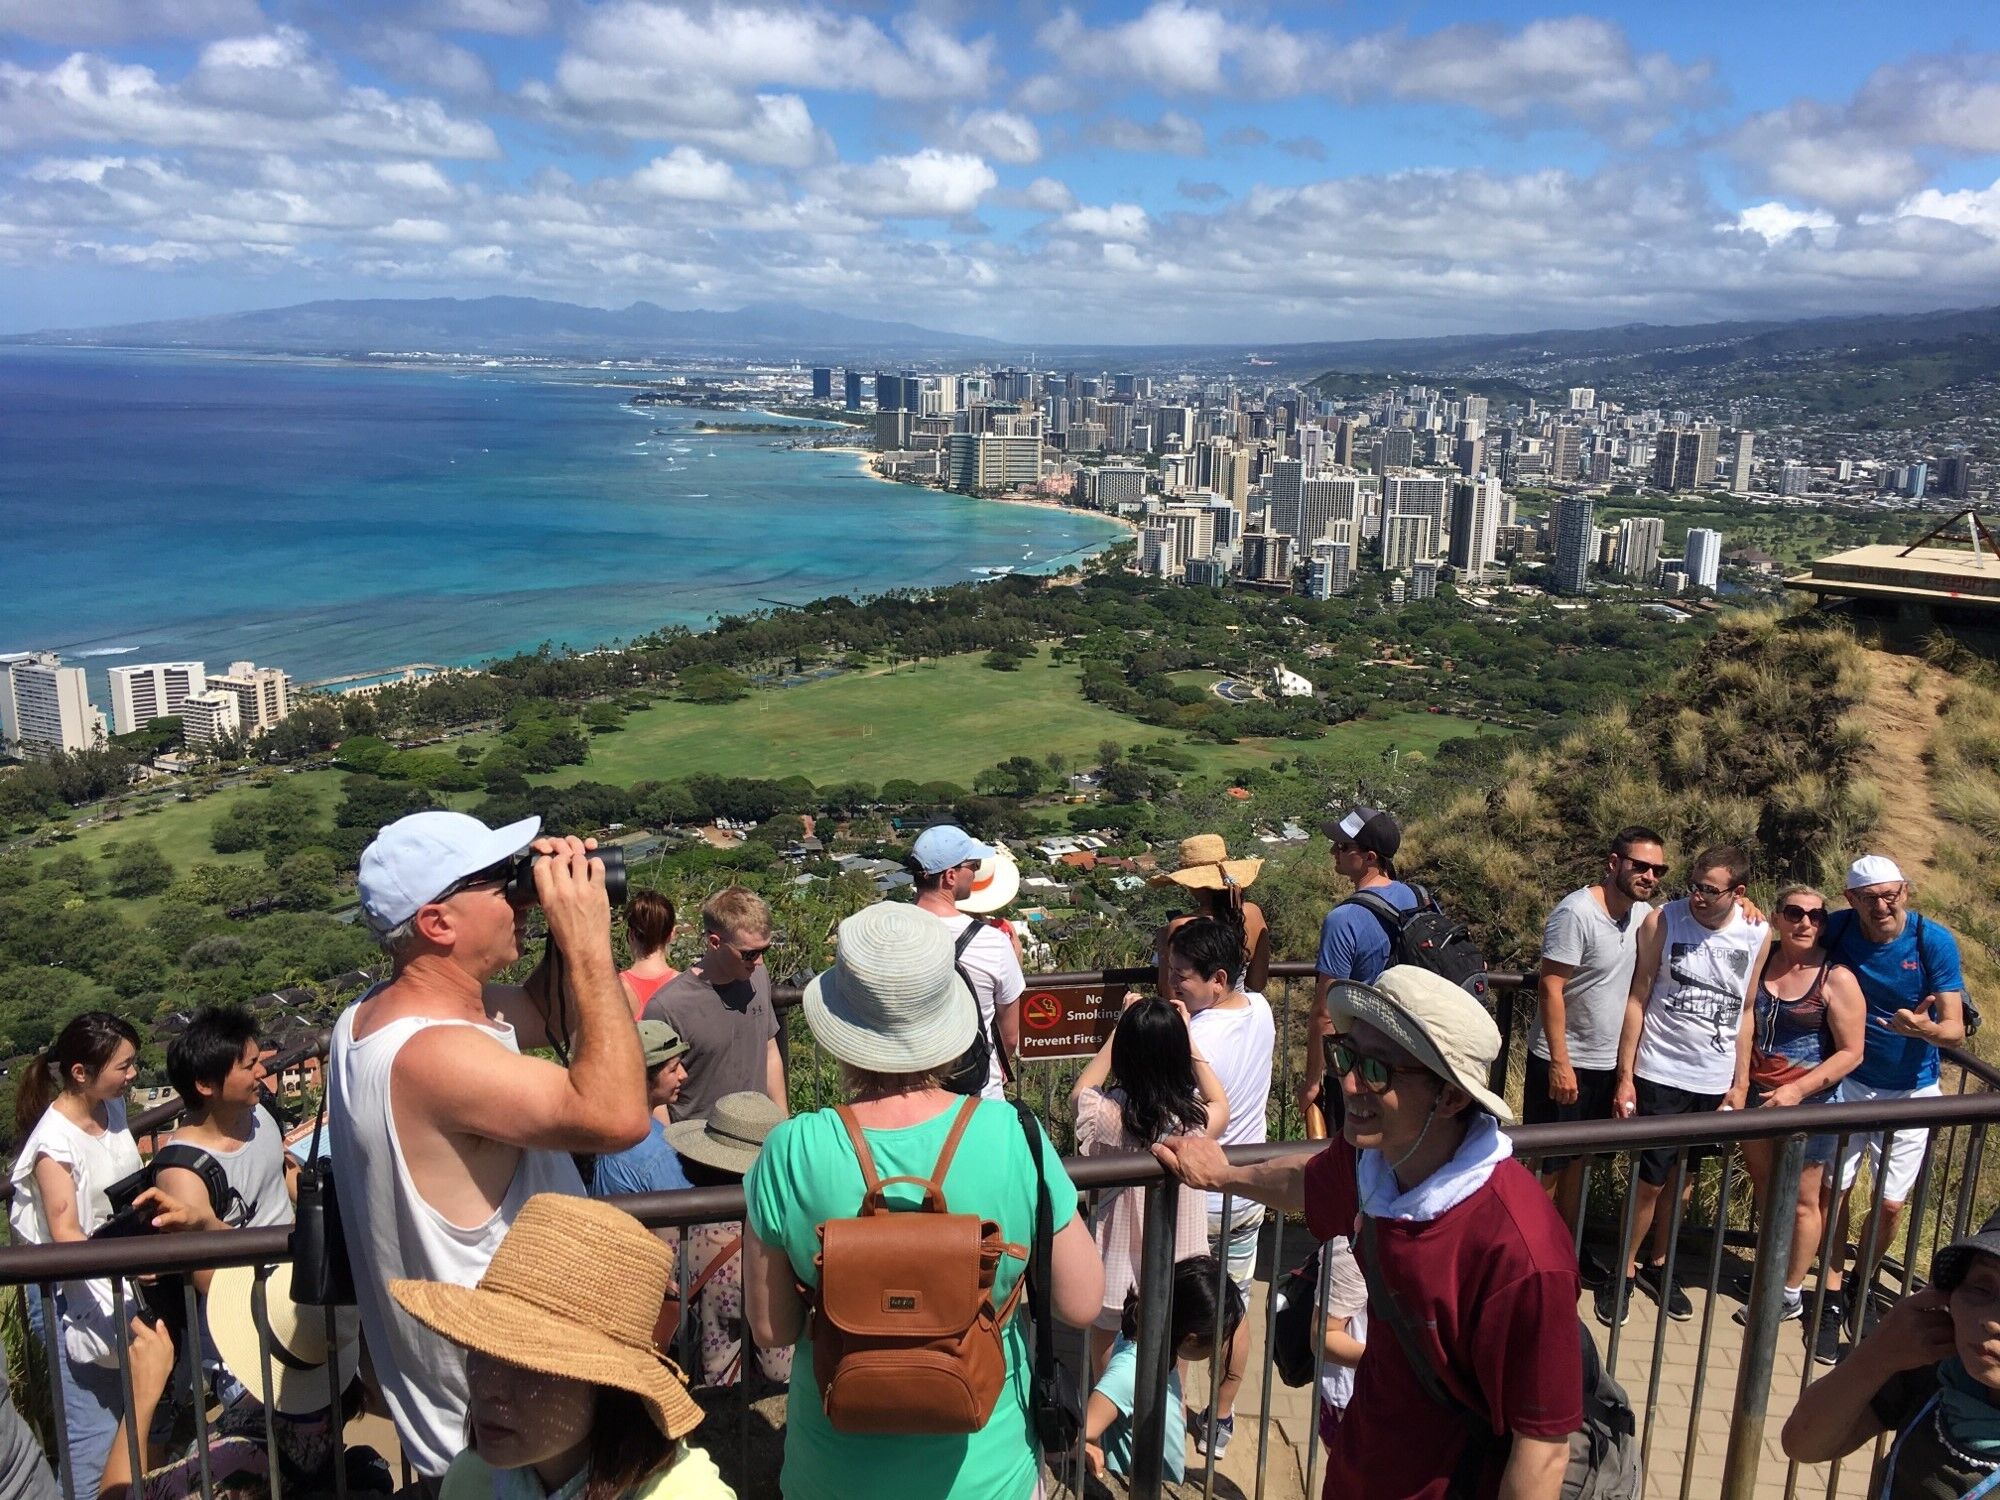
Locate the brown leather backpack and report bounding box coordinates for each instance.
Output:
[811,1098,1028,1435]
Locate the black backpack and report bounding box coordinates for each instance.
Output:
[1341,885,1491,1002]
[940,918,1017,1097]
[1270,1243,1324,1387]
[96,1143,247,1333]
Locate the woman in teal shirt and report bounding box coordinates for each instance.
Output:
[745,904,1104,1500]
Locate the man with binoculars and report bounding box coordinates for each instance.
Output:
[329,811,651,1484]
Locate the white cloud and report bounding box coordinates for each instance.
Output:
[957,110,1040,166]
[629,146,747,203]
[1053,202,1149,242]
[1891,177,2000,236]
[0,42,500,158]
[1733,202,1838,243]
[1020,176,1075,213]
[1083,111,1205,156]
[423,0,549,36]
[1033,3,1708,134]
[0,0,261,44]
[361,27,494,100]
[830,149,995,219]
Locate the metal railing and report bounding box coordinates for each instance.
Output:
[3,964,1994,1500]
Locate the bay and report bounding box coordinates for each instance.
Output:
[0,347,1124,691]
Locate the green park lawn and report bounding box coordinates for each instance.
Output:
[545,649,1488,788]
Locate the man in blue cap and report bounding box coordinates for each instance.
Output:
[909,824,1022,1098]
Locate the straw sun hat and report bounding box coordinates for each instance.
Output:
[1148,833,1263,892]
[954,844,1020,915]
[391,1194,703,1441]
[803,902,977,1073]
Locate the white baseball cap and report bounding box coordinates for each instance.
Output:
[1846,854,1907,890]
[358,810,541,933]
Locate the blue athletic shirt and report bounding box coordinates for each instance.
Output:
[1821,908,1964,1090]
[1317,881,1419,986]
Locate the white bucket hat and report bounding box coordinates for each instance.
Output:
[803,904,978,1072]
[1325,964,1514,1123]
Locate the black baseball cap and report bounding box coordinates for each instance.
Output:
[1320,806,1402,863]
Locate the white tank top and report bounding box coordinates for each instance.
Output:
[328,998,585,1477]
[1635,900,1766,1095]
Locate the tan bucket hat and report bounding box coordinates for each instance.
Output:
[1324,964,1514,1123]
[1148,833,1263,891]
[391,1194,704,1441]
[665,1091,785,1176]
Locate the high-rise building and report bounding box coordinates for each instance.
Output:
[1239,530,1295,585]
[1548,426,1581,483]
[1219,449,1250,514]
[1447,476,1502,576]
[1280,475,1366,548]
[1942,453,1976,501]
[1567,387,1596,412]
[1454,433,1486,477]
[1728,430,1756,495]
[205,661,292,736]
[0,652,28,747]
[1554,496,1595,594]
[1381,513,1434,573]
[811,367,833,401]
[1907,462,1929,500]
[2,653,106,755]
[1384,473,1448,549]
[1684,528,1723,591]
[1410,560,1439,601]
[1376,428,1416,472]
[1091,465,1149,509]
[108,661,206,736]
[843,370,863,410]
[946,431,1041,492]
[1615,517,1665,581]
[180,689,243,749]
[1780,461,1810,497]
[1306,537,1355,599]
[1139,523,1181,578]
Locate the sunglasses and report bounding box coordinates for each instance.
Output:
[725,940,771,963]
[1325,1034,1431,1096]
[1622,858,1669,878]
[438,860,514,901]
[1777,903,1827,925]
[1688,881,1738,902]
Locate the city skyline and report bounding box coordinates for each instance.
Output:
[1,2,1998,343]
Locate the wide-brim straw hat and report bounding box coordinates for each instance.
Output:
[664,1090,785,1175]
[391,1194,703,1441]
[803,903,977,1073]
[1325,965,1514,1124]
[956,845,1021,914]
[207,1265,361,1416]
[1148,833,1263,892]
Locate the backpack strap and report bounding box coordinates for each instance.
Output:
[1341,889,1411,946]
[687,1232,744,1305]
[835,1099,979,1215]
[954,918,1017,1087]
[153,1142,245,1227]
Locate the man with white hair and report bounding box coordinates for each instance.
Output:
[331,812,648,1480]
[1812,854,1966,1364]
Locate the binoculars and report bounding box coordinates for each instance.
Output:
[501,846,629,908]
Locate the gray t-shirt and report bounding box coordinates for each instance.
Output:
[1529,886,1646,1071]
[643,964,779,1122]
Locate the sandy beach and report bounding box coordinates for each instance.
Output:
[841,446,1141,537]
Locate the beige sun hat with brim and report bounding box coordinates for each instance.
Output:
[206,1264,361,1416]
[665,1090,785,1176]
[391,1193,703,1442]
[803,902,978,1073]
[1325,964,1515,1124]
[1148,833,1264,891]
[955,844,1021,914]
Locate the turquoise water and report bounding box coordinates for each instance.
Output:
[0,348,1123,690]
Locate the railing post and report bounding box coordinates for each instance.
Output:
[1129,1177,1181,1500]
[1721,1131,1804,1500]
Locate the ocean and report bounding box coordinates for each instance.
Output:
[0,348,1124,691]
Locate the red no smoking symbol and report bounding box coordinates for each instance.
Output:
[1022,993,1063,1032]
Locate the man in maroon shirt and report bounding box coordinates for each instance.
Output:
[1157,965,1582,1500]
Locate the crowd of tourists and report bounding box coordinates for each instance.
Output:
[0,800,1991,1500]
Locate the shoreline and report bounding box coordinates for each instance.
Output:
[839,445,1142,538]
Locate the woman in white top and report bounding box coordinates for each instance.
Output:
[7,1011,143,1494]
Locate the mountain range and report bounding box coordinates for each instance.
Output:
[5,296,1996,386]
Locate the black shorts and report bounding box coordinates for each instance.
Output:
[1634,1077,1725,1185]
[1523,1054,1621,1171]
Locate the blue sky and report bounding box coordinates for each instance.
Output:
[1,0,1997,343]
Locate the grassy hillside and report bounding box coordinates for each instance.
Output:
[543,647,1485,787]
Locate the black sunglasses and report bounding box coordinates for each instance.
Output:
[1325,1034,1431,1095]
[1777,903,1827,925]
[1622,857,1669,877]
[438,859,514,901]
[725,939,771,963]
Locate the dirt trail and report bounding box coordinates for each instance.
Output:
[1856,648,1950,875]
